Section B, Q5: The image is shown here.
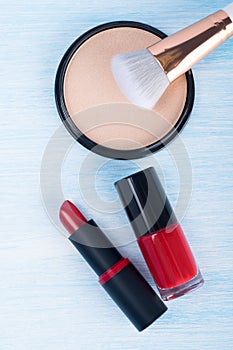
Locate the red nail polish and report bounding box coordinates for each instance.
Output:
[115,167,204,301]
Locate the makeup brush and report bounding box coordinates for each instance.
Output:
[112,3,233,109]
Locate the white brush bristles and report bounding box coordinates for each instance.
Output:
[111,49,169,110]
[224,2,233,22]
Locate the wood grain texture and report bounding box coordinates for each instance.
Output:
[0,1,233,349]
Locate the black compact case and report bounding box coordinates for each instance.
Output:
[55,21,195,160]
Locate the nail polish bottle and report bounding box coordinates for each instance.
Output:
[115,167,204,301]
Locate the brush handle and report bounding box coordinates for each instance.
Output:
[148,10,233,82]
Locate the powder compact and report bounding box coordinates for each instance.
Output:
[55,21,195,160]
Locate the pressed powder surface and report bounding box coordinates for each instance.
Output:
[63,27,187,151]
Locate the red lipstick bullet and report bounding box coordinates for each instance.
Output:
[60,200,86,234]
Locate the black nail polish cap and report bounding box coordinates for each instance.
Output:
[115,167,177,238]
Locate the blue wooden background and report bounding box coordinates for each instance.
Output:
[0,1,233,349]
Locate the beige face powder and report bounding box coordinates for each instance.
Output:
[55,22,194,159]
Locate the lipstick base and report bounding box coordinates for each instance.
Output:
[159,269,204,301]
[101,262,167,331]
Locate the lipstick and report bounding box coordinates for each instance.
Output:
[115,167,204,301]
[59,200,167,331]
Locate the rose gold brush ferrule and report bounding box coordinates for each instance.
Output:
[148,10,233,82]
